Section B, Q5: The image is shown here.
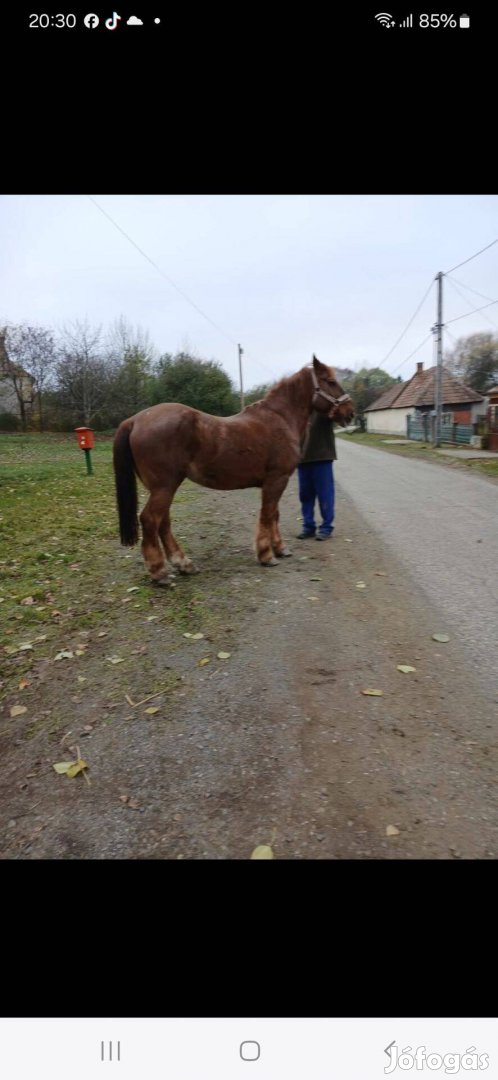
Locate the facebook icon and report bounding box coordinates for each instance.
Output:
[84,13,99,27]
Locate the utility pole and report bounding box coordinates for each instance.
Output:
[238,344,245,411]
[433,272,443,447]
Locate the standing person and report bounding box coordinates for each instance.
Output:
[296,412,336,540]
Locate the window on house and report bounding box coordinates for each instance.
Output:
[441,412,453,425]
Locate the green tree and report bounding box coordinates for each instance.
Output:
[444,332,498,394]
[151,352,238,415]
[342,366,397,418]
[244,382,274,405]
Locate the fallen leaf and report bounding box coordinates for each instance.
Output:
[75,649,86,656]
[355,582,366,589]
[128,798,141,810]
[183,633,193,638]
[97,631,108,638]
[53,758,88,778]
[217,652,231,659]
[361,688,383,696]
[344,538,353,543]
[199,657,210,667]
[21,596,35,606]
[107,656,125,664]
[19,643,34,652]
[18,678,30,690]
[397,665,417,673]
[375,571,387,576]
[146,616,160,622]
[309,576,321,581]
[77,676,87,683]
[432,633,450,643]
[127,586,139,593]
[54,650,74,660]
[251,845,275,859]
[307,596,319,601]
[10,705,27,717]
[190,632,204,640]
[386,825,400,837]
[145,706,159,715]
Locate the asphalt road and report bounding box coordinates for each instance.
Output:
[336,440,498,704]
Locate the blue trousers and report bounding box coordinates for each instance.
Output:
[297,461,335,536]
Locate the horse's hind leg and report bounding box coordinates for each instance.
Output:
[140,490,170,582]
[158,482,198,575]
[271,508,292,559]
[256,476,290,566]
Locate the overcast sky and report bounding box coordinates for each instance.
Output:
[1,194,497,390]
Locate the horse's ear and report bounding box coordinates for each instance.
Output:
[313,355,326,374]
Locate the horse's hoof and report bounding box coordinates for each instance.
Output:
[149,567,168,582]
[260,557,279,567]
[276,547,292,558]
[179,562,199,575]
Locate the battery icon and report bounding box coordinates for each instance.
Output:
[459,13,470,27]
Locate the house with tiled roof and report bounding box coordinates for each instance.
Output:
[364,361,486,436]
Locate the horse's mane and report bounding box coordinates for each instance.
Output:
[241,363,337,413]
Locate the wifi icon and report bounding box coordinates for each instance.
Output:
[375,11,394,25]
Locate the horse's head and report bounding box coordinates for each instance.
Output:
[310,355,355,426]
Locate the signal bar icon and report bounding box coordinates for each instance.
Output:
[399,12,413,26]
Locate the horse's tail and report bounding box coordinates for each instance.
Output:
[113,420,139,546]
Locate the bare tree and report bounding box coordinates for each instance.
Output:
[0,323,56,430]
[106,316,157,418]
[444,332,498,393]
[107,316,156,366]
[56,319,109,425]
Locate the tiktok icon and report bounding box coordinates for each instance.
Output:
[105,11,122,29]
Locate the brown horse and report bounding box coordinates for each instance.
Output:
[113,355,354,580]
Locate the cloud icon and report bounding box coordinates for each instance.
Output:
[126,15,143,24]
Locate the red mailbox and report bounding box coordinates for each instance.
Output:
[75,427,95,449]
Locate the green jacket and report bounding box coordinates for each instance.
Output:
[300,413,337,463]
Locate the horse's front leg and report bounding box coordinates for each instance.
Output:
[256,476,290,567]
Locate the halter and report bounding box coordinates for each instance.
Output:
[310,368,352,413]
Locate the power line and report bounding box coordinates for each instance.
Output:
[444,238,498,275]
[446,297,498,326]
[445,275,498,332]
[380,278,435,366]
[388,332,433,378]
[444,325,458,344]
[446,274,496,305]
[86,195,238,348]
[86,195,279,385]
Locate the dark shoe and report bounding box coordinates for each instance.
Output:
[316,532,332,541]
[296,530,316,539]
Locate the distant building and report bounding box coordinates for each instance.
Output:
[0,331,35,422]
[364,361,485,436]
